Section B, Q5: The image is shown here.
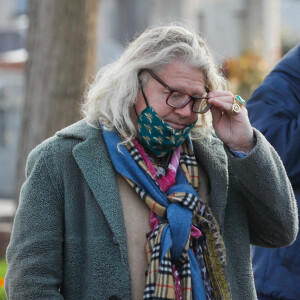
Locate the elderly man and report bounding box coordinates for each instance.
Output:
[5,25,298,300]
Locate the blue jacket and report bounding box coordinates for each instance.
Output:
[248,44,300,300]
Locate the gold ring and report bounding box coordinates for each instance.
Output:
[231,95,245,114]
[231,102,241,114]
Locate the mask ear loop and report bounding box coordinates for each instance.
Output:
[140,82,149,106]
[134,74,149,115]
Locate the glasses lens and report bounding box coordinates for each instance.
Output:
[167,90,211,113]
[193,98,211,113]
[168,92,189,107]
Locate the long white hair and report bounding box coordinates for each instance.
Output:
[82,24,227,141]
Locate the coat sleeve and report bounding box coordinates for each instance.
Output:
[225,129,298,248]
[5,148,64,299]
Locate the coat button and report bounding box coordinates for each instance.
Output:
[109,296,121,300]
[112,235,119,245]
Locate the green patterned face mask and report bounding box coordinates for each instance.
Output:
[136,106,195,157]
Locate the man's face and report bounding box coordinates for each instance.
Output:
[134,61,206,129]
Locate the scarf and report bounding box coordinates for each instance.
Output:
[102,128,231,300]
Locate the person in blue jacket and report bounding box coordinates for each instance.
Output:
[247,44,300,300]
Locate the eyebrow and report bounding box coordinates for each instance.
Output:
[169,85,207,96]
[145,69,207,96]
[157,77,205,95]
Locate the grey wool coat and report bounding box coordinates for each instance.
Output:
[5,119,298,300]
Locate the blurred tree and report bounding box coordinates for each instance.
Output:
[16,0,99,201]
[223,51,269,101]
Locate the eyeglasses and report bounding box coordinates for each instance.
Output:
[139,69,212,114]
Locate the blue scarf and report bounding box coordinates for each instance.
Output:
[102,127,207,300]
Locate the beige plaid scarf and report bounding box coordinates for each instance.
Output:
[122,139,231,300]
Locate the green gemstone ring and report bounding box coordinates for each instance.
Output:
[231,95,245,114]
[235,95,245,105]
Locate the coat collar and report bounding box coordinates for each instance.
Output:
[56,119,129,266]
[56,119,229,233]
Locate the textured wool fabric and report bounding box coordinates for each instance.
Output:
[5,120,298,300]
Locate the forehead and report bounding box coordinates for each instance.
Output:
[156,61,206,91]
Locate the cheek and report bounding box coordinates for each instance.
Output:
[147,93,172,117]
[152,102,174,119]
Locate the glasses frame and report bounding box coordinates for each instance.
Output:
[139,69,212,114]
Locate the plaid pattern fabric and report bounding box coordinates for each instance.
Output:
[123,139,231,300]
[144,223,178,299]
[194,206,231,299]
[180,142,200,190]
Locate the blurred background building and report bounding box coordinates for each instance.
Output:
[98,0,282,67]
[0,0,299,201]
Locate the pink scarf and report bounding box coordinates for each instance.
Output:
[133,138,202,299]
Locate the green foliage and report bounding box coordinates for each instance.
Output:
[0,258,7,300]
[0,288,6,300]
[0,258,7,277]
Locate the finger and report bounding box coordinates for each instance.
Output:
[208,95,234,105]
[208,90,234,99]
[210,105,223,122]
[207,97,233,112]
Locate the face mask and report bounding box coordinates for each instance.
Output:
[136,106,195,157]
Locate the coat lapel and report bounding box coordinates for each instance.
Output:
[56,120,129,265]
[193,135,229,230]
